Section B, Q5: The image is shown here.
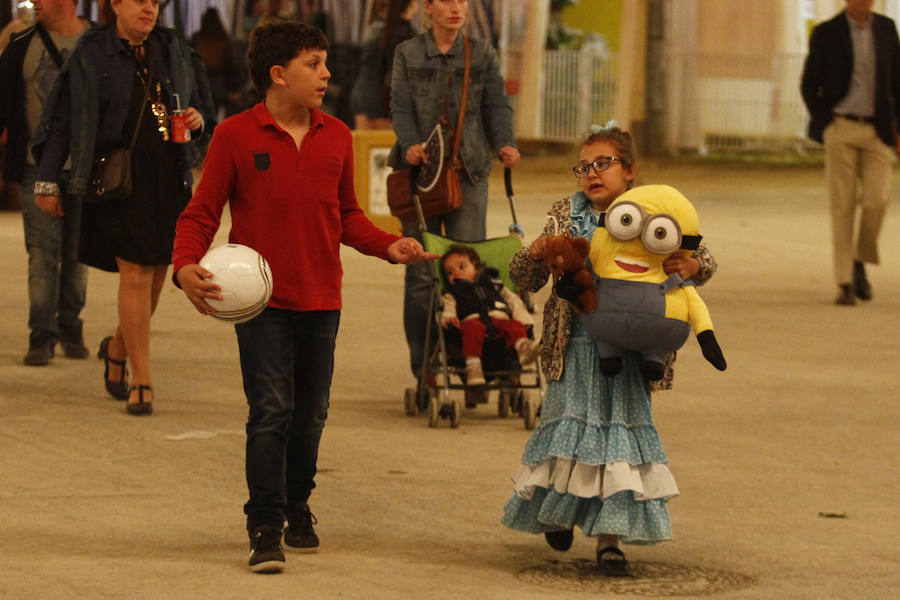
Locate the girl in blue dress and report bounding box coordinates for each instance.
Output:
[501,124,718,574]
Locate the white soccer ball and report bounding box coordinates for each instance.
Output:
[199,243,273,324]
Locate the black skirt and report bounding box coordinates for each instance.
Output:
[80,72,189,272]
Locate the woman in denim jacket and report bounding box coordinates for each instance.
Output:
[33,0,214,416]
[389,0,520,383]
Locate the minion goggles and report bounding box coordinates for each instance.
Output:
[599,201,702,254]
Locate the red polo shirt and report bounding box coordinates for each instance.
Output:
[173,103,400,311]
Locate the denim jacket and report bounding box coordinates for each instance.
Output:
[32,24,214,196]
[388,30,515,183]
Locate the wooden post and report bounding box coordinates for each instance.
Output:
[665,0,700,154]
[614,0,647,138]
[643,0,666,155]
[514,0,549,139]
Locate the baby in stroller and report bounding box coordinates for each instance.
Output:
[440,244,540,385]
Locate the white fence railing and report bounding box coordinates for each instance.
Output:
[692,52,816,153]
[513,49,816,154]
[540,49,617,141]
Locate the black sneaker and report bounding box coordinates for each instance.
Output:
[284,503,319,553]
[248,525,285,573]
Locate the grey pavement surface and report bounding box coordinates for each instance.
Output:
[1,156,898,599]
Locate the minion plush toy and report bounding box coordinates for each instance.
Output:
[578,184,726,380]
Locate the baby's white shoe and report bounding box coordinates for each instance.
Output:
[465,357,485,386]
[515,338,540,366]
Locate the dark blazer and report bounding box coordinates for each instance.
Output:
[801,11,900,146]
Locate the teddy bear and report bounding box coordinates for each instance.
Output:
[541,235,597,313]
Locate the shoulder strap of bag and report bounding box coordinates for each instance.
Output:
[126,54,155,151]
[35,24,65,69]
[451,35,470,164]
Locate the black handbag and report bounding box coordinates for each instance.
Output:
[88,147,133,203]
[87,62,153,204]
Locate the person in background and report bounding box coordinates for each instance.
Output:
[96,0,115,25]
[33,0,214,414]
[801,0,900,305]
[390,0,520,392]
[0,0,90,365]
[172,21,437,574]
[0,2,33,52]
[501,123,717,575]
[191,7,240,120]
[350,0,417,130]
[363,0,389,29]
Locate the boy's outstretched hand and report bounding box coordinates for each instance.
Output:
[387,238,440,264]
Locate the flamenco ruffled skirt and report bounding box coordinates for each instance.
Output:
[501,323,678,544]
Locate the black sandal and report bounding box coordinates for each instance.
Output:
[544,529,574,552]
[126,384,153,416]
[98,336,129,400]
[596,546,630,576]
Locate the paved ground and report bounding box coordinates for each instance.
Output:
[1,155,898,599]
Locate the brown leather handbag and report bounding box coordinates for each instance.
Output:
[387,35,470,222]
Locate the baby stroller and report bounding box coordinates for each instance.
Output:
[402,169,543,429]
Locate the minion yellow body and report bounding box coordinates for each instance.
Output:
[580,185,726,379]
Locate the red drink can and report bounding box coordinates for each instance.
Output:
[171,111,190,143]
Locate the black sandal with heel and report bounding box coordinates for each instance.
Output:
[98,336,129,400]
[126,384,153,416]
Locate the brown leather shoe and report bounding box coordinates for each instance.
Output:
[23,341,55,366]
[24,331,56,366]
[835,284,856,306]
[60,326,89,359]
[853,261,872,300]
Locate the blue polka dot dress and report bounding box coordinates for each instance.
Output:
[501,194,678,545]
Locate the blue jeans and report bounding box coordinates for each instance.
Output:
[402,174,489,377]
[20,165,87,344]
[235,308,340,531]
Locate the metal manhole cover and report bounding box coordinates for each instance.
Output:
[518,559,756,596]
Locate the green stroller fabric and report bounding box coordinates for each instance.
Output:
[423,232,524,293]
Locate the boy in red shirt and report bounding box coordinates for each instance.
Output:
[172,22,436,573]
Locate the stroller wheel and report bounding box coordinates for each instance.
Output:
[514,390,525,414]
[450,397,463,429]
[403,387,418,417]
[522,392,538,430]
[427,394,441,428]
[498,390,512,418]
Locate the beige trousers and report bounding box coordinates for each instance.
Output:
[823,116,894,285]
